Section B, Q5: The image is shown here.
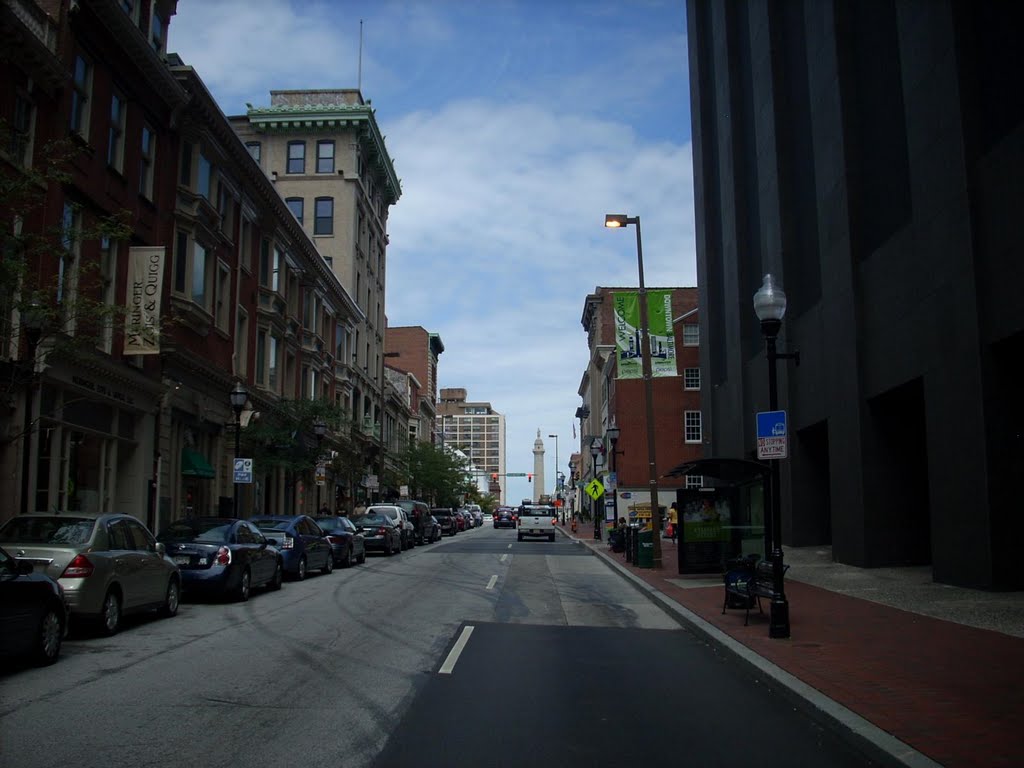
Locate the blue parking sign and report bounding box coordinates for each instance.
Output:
[756,411,787,459]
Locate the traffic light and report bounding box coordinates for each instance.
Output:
[491,473,498,481]
[527,473,533,482]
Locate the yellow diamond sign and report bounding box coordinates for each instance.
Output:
[585,478,605,501]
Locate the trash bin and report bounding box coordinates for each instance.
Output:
[636,529,654,568]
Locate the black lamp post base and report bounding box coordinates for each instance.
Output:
[769,597,791,638]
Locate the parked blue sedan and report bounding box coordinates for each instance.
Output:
[157,518,283,601]
[313,516,367,567]
[250,516,333,580]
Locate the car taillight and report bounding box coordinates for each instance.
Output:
[280,535,294,549]
[62,554,94,578]
[377,527,388,536]
[215,546,231,566]
[552,518,558,525]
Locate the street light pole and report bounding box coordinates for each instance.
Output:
[753,273,797,639]
[590,437,603,540]
[230,381,248,518]
[605,214,662,567]
[19,303,45,515]
[547,433,558,506]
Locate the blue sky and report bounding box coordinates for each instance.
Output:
[171,0,694,504]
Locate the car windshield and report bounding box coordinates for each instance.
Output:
[159,520,231,543]
[251,519,290,531]
[0,516,96,546]
[314,517,346,531]
[352,515,388,527]
[369,508,399,519]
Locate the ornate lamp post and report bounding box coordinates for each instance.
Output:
[568,459,577,525]
[19,303,45,515]
[229,381,248,518]
[752,273,797,639]
[590,436,603,540]
[313,416,327,513]
[605,213,662,567]
[607,423,621,527]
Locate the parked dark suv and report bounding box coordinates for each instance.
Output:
[393,499,431,545]
[431,508,458,537]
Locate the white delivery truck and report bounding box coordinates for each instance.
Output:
[517,504,557,542]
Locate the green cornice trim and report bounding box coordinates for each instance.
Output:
[246,103,402,204]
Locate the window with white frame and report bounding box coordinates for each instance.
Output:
[215,261,231,330]
[108,91,126,172]
[255,329,281,391]
[235,307,248,377]
[286,197,303,224]
[150,8,166,53]
[139,123,155,198]
[683,323,699,346]
[258,242,280,292]
[173,231,212,313]
[684,410,702,443]
[70,55,92,138]
[685,475,704,488]
[197,153,212,200]
[314,197,334,235]
[59,204,81,331]
[287,141,305,174]
[316,140,334,173]
[10,92,34,167]
[98,236,116,353]
[684,367,701,390]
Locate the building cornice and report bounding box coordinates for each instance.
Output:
[245,102,402,205]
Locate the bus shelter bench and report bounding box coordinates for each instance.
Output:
[722,555,789,626]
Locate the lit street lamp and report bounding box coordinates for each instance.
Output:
[753,273,798,639]
[229,381,248,518]
[590,436,603,540]
[605,213,662,566]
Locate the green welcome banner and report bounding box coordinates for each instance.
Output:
[613,290,678,379]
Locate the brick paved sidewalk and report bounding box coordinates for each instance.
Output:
[557,521,1024,768]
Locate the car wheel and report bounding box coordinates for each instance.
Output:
[160,578,181,616]
[235,569,252,602]
[269,560,284,590]
[98,590,121,636]
[33,605,63,666]
[384,539,394,556]
[297,556,307,580]
[322,553,334,575]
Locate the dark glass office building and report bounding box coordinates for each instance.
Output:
[686,0,1023,588]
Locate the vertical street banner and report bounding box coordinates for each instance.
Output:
[613,290,678,379]
[124,246,165,355]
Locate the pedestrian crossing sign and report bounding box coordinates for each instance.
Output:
[585,478,605,501]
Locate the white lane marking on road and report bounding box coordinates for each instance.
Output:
[507,544,512,550]
[439,625,475,675]
[486,575,498,590]
[499,554,509,563]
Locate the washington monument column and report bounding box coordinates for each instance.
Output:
[532,430,545,503]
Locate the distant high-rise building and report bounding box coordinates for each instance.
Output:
[436,389,507,504]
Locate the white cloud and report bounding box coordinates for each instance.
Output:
[170,0,693,500]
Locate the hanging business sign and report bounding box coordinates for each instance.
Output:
[613,290,678,379]
[124,246,165,355]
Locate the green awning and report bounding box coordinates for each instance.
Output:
[181,447,215,479]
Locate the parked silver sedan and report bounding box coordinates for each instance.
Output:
[0,513,181,635]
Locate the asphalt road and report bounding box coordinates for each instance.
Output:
[0,525,879,767]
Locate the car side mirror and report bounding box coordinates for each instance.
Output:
[155,542,166,557]
[259,541,268,550]
[266,538,279,547]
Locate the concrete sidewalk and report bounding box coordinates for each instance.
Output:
[557,521,1024,768]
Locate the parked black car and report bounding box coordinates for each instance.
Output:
[0,544,66,666]
[350,512,403,555]
[431,508,458,537]
[313,516,367,567]
[424,516,442,543]
[369,505,416,550]
[157,518,283,601]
